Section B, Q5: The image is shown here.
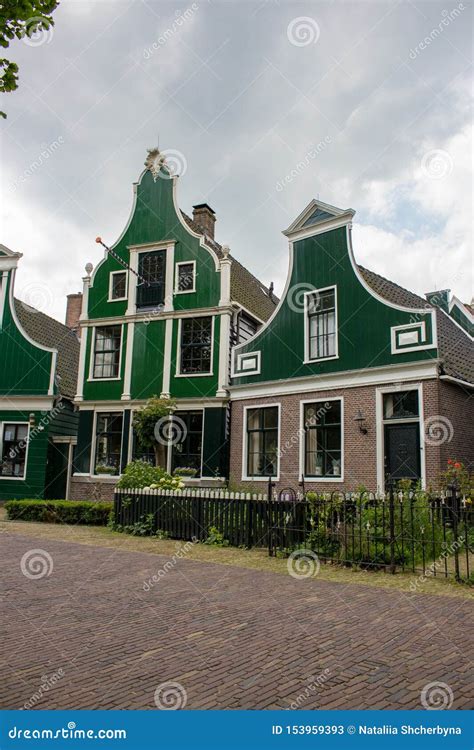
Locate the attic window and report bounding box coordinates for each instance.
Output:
[305,286,338,362]
[175,261,196,293]
[302,208,336,228]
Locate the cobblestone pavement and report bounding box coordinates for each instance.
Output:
[2,533,472,710]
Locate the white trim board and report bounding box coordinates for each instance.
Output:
[230,361,439,400]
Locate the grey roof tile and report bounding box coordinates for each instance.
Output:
[14,299,80,399]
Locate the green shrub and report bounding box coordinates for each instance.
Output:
[5,499,113,525]
[117,460,184,490]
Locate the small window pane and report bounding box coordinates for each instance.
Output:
[111,272,127,300]
[177,263,195,292]
[383,391,419,419]
[1,423,28,478]
[93,326,121,379]
[264,407,278,429]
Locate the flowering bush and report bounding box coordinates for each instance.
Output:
[117,461,183,490]
[439,459,472,497]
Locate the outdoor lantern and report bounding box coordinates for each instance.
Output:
[28,413,36,427]
[354,409,368,434]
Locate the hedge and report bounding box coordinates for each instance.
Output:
[4,499,113,525]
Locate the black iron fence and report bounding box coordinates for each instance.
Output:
[114,484,473,582]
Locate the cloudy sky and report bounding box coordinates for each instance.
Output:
[1,0,472,322]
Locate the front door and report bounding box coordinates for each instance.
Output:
[384,423,421,484]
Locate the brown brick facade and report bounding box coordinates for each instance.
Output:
[439,380,474,472]
[229,378,472,493]
[70,476,117,502]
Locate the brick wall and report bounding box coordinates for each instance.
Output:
[439,380,474,472]
[229,379,447,492]
[70,476,117,502]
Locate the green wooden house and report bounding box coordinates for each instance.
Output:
[70,149,276,500]
[0,244,79,500]
[229,200,474,492]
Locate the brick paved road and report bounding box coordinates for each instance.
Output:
[2,533,472,710]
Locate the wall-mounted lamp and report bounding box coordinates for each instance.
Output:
[28,413,36,427]
[354,409,368,435]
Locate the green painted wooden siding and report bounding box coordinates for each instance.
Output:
[130,321,165,399]
[232,227,437,385]
[202,407,228,477]
[74,410,94,474]
[49,399,78,437]
[0,274,54,396]
[0,409,49,500]
[87,170,220,321]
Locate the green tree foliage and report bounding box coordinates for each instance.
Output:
[0,0,59,117]
[132,396,176,468]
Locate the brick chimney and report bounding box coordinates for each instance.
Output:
[192,203,216,240]
[65,292,82,337]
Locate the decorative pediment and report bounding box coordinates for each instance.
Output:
[0,243,22,258]
[144,148,168,181]
[283,199,355,237]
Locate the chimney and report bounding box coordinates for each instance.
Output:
[65,292,82,337]
[192,203,216,240]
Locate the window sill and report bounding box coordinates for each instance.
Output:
[303,476,344,482]
[303,354,339,364]
[175,371,213,378]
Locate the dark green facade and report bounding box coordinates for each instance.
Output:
[0,245,79,500]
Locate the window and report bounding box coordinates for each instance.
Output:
[179,317,213,374]
[171,411,203,474]
[94,413,123,474]
[246,406,279,477]
[92,326,121,379]
[109,271,127,301]
[304,400,342,478]
[0,423,28,478]
[176,262,195,293]
[137,249,166,308]
[306,287,337,360]
[236,311,259,344]
[383,391,419,420]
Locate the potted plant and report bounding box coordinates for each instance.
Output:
[174,467,198,478]
[95,464,117,476]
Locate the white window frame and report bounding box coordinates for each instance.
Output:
[390,321,436,354]
[128,241,175,315]
[299,397,344,483]
[175,315,215,378]
[375,383,425,492]
[303,285,339,364]
[242,403,281,482]
[108,270,128,302]
[90,409,125,477]
[88,324,124,382]
[231,350,261,378]
[0,420,30,481]
[174,260,196,294]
